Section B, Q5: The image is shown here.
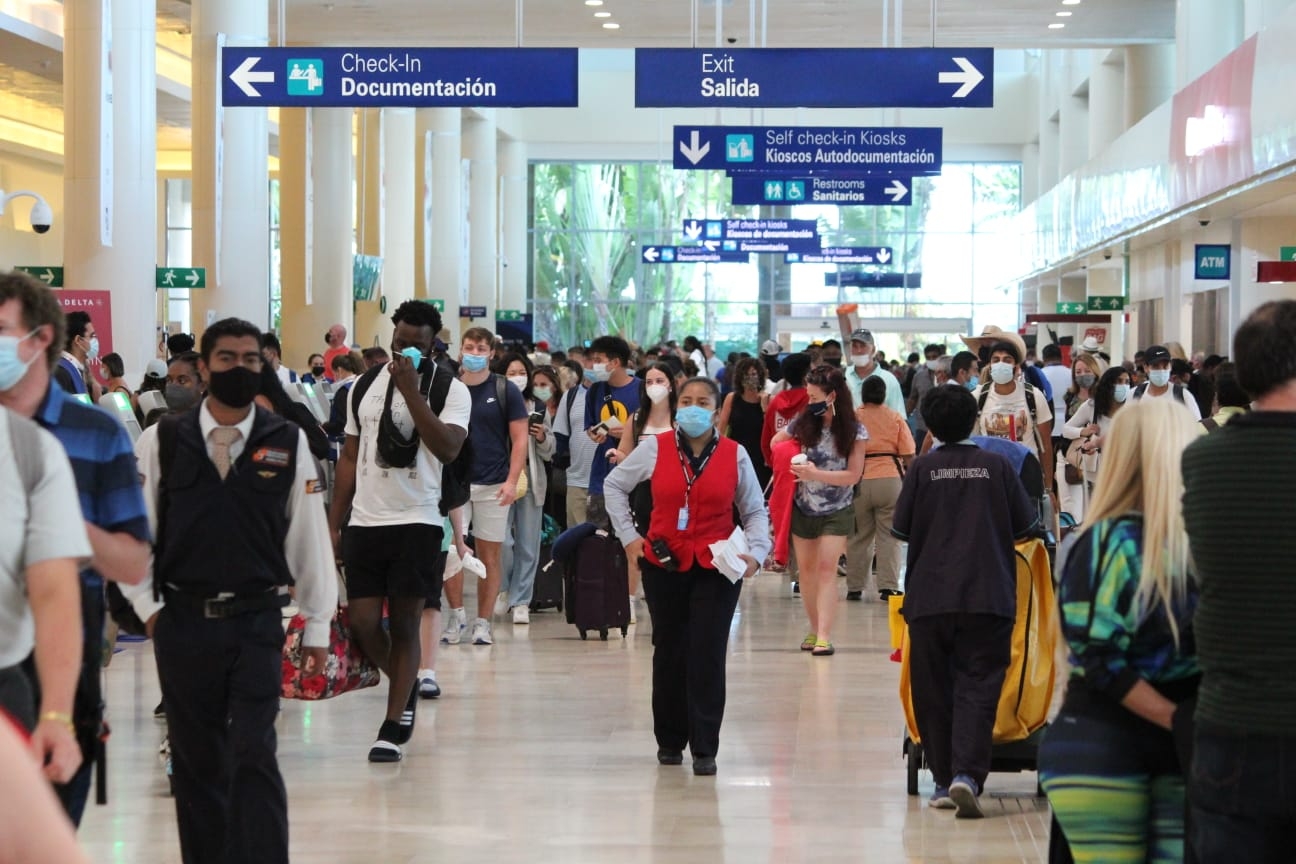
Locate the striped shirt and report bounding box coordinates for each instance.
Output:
[1183,411,1296,734]
[34,384,150,550]
[1059,516,1198,702]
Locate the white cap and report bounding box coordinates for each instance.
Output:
[145,359,168,379]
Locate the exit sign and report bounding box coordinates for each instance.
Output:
[156,267,206,289]
[1056,302,1086,314]
[15,266,63,287]
[497,309,524,322]
[1281,246,1296,262]
[1194,244,1230,280]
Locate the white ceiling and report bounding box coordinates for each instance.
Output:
[268,0,1175,48]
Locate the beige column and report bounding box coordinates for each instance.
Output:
[498,137,528,315]
[464,113,498,331]
[353,108,384,348]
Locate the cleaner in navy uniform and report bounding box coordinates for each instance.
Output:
[123,318,337,864]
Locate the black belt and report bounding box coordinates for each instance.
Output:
[163,586,288,620]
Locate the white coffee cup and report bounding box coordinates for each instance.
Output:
[790,454,809,466]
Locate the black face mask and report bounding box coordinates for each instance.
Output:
[312,365,326,377]
[807,401,829,417]
[207,366,261,409]
[164,382,200,412]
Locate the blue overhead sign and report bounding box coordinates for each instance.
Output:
[674,125,942,176]
[1194,244,1231,280]
[730,175,912,206]
[642,245,750,264]
[681,218,823,254]
[221,47,579,108]
[787,247,894,265]
[636,48,993,108]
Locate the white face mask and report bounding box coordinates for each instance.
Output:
[990,362,1016,385]
[646,383,670,404]
[1113,384,1131,403]
[507,374,529,391]
[850,353,872,368]
[1148,369,1171,388]
[591,363,610,382]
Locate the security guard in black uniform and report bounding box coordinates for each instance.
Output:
[124,318,337,864]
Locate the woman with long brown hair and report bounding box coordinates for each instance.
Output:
[772,365,868,656]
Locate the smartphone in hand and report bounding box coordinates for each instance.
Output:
[529,411,545,427]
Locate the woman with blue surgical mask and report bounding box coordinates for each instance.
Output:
[1063,366,1132,508]
[602,377,771,776]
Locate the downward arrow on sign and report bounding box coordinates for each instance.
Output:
[678,131,711,165]
[684,221,702,241]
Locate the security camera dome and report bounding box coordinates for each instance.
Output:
[29,199,52,234]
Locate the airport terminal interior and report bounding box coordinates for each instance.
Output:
[3,0,1296,860]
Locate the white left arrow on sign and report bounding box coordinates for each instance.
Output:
[231,56,276,98]
[938,57,985,99]
[643,247,661,262]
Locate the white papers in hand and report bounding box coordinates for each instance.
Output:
[708,526,751,584]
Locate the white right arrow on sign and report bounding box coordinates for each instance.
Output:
[885,180,908,203]
[938,57,985,99]
[678,131,711,165]
[230,56,275,98]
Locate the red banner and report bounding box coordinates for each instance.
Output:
[1170,35,1258,205]
[53,289,113,386]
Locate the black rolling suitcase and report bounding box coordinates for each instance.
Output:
[560,528,630,640]
[530,550,564,613]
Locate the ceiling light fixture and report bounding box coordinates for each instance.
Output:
[594,11,611,16]
[602,21,620,28]
[584,0,603,5]
[1062,0,1081,5]
[1048,22,1066,28]
[1056,11,1072,16]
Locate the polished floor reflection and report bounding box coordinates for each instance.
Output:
[80,576,1050,863]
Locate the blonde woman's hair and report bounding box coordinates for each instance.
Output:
[1072,351,1109,378]
[1084,398,1197,644]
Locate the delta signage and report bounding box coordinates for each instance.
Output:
[635,48,993,109]
[787,247,894,265]
[221,47,580,108]
[641,245,750,264]
[674,125,943,176]
[730,175,911,206]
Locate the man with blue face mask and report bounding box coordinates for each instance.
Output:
[0,271,150,825]
[54,310,102,402]
[552,348,600,528]
[1131,344,1202,420]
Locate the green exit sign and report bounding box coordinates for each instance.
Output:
[1056,302,1086,314]
[1087,296,1126,312]
[423,299,445,312]
[497,309,525,322]
[15,266,63,287]
[1281,246,1296,262]
[156,267,206,289]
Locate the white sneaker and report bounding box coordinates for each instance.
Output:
[471,618,493,645]
[512,605,530,625]
[417,668,440,699]
[493,591,509,619]
[628,595,637,624]
[440,608,467,644]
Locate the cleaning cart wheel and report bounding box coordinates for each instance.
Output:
[579,630,588,641]
[599,628,609,641]
[905,738,921,796]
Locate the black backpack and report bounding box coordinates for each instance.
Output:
[350,360,475,516]
[1132,382,1187,405]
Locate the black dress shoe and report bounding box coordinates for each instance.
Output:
[879,589,904,601]
[657,748,684,765]
[845,590,862,602]
[692,757,717,776]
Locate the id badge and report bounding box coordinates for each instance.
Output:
[677,507,690,530]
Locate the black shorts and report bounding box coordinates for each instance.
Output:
[425,550,448,611]
[343,523,445,601]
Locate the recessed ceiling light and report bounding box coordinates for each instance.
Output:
[1048,22,1066,28]
[602,21,620,28]
[584,0,603,5]
[1062,0,1081,5]
[594,11,611,16]
[1056,10,1072,15]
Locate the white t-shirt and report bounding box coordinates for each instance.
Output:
[0,411,92,667]
[345,365,472,526]
[975,382,1054,456]
[1040,364,1073,422]
[1135,383,1203,420]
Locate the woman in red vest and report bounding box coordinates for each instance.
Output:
[772,365,868,656]
[604,377,771,777]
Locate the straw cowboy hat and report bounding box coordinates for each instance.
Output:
[960,325,1027,364]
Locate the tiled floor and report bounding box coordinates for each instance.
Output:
[79,576,1050,863]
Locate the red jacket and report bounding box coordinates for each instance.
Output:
[761,387,808,465]
[768,438,802,566]
[644,432,740,572]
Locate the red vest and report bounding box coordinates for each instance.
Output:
[644,431,740,572]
